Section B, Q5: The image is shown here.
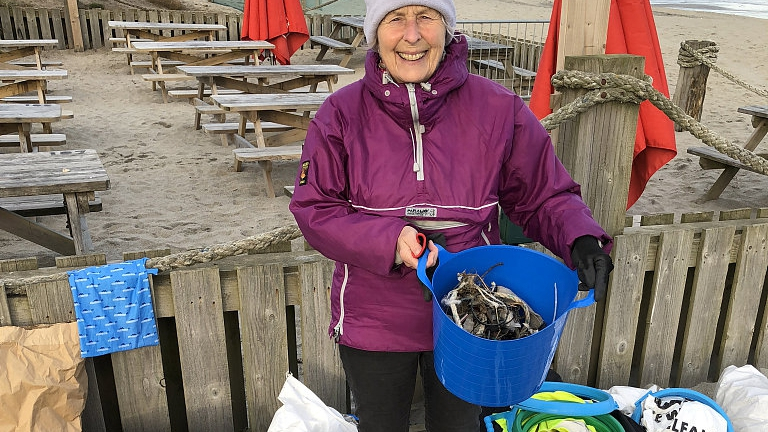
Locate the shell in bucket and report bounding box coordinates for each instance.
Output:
[417,244,593,407]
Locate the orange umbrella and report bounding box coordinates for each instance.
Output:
[241,0,310,65]
[530,0,677,209]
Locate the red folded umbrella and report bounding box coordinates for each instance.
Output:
[530,0,677,209]
[241,0,310,65]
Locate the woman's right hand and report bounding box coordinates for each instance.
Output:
[396,226,438,269]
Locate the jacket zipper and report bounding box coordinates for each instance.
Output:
[406,83,425,181]
[331,263,349,341]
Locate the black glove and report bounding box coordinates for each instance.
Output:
[570,235,613,302]
[419,233,446,302]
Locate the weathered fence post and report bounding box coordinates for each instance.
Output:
[552,54,643,385]
[672,40,717,132]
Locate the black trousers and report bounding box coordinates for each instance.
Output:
[338,344,484,432]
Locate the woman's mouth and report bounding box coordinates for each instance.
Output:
[398,51,426,61]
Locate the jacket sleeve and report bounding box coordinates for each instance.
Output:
[497,98,612,267]
[288,98,409,277]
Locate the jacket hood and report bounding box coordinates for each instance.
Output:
[361,33,469,129]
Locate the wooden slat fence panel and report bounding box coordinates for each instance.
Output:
[51,8,66,48]
[597,233,652,389]
[299,260,346,412]
[25,8,40,39]
[111,344,171,431]
[0,8,13,39]
[678,226,736,388]
[12,7,25,39]
[238,264,288,431]
[639,229,695,387]
[718,223,768,369]
[170,267,234,431]
[39,8,52,39]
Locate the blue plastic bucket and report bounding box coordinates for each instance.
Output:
[416,244,594,407]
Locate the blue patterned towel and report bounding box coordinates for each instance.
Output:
[67,258,159,358]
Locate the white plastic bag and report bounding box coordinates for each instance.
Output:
[716,364,768,430]
[606,385,659,416]
[267,372,357,432]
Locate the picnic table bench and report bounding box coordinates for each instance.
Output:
[0,149,110,255]
[311,16,366,67]
[687,105,768,200]
[210,92,330,197]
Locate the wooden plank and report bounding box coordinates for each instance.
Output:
[718,223,768,369]
[79,10,91,51]
[66,0,83,51]
[597,233,651,389]
[99,9,112,47]
[123,248,171,261]
[0,282,11,325]
[25,8,40,39]
[299,260,347,413]
[639,229,695,387]
[680,211,715,223]
[89,9,103,49]
[677,226,736,387]
[55,253,106,268]
[111,344,171,432]
[26,278,107,432]
[0,257,37,272]
[0,8,13,39]
[170,267,233,431]
[51,9,66,49]
[720,208,753,221]
[641,213,675,226]
[237,264,288,431]
[11,7,24,39]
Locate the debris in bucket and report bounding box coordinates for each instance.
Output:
[441,265,545,340]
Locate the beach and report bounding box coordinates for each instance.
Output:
[1,0,767,266]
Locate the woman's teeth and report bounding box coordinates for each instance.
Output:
[399,52,425,61]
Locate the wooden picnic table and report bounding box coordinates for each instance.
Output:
[109,21,227,72]
[0,149,110,255]
[311,16,366,67]
[176,64,354,128]
[0,103,62,152]
[132,40,275,103]
[0,39,59,70]
[687,105,768,200]
[210,92,330,197]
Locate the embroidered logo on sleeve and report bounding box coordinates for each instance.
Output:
[405,207,437,218]
[299,161,310,186]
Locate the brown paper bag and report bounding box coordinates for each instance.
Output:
[0,322,87,432]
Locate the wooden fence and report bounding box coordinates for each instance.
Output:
[2,208,767,431]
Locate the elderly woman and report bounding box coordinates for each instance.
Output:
[289,0,613,430]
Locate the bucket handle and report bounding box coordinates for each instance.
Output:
[415,243,453,299]
[566,290,595,311]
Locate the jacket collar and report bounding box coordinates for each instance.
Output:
[362,34,469,128]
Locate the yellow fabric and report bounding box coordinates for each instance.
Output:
[531,391,589,404]
[529,418,596,432]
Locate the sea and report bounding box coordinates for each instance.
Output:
[650,0,768,20]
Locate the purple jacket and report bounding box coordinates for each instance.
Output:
[289,35,611,352]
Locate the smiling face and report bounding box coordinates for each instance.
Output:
[376,6,447,83]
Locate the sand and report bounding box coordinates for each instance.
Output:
[1,1,767,267]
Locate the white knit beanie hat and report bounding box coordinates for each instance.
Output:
[364,0,457,49]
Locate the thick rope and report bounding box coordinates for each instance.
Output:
[2,225,303,295]
[679,41,768,98]
[543,70,768,176]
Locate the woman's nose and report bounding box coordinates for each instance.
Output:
[402,18,421,43]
